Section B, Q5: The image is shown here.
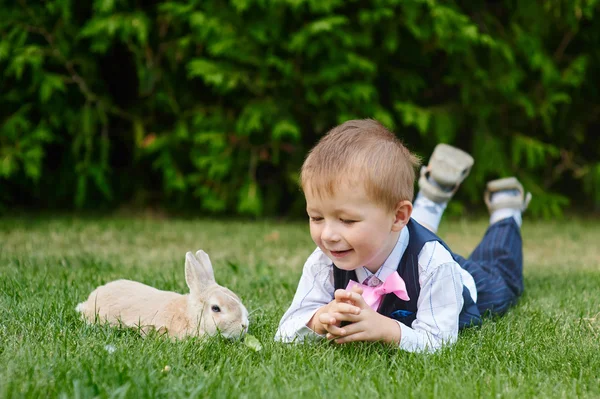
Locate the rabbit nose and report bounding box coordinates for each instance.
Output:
[241,323,248,330]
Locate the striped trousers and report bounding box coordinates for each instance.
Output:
[454,217,524,317]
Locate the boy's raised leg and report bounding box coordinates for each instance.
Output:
[412,144,474,233]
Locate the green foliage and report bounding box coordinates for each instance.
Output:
[1,0,599,216]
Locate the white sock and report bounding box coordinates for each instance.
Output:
[489,190,523,227]
[412,191,448,233]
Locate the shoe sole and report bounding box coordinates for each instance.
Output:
[428,144,474,187]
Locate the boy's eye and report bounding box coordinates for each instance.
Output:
[341,219,357,224]
[310,216,323,222]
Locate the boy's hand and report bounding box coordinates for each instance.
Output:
[324,288,402,346]
[307,288,362,335]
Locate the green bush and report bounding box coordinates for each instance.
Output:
[1,0,599,217]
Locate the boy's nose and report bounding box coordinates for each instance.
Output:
[321,223,340,242]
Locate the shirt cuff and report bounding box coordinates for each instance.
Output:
[295,325,326,341]
[397,321,437,353]
[275,308,326,343]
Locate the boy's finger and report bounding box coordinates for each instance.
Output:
[317,312,337,326]
[323,324,347,337]
[334,290,368,308]
[334,331,366,344]
[334,289,353,301]
[330,321,368,343]
[350,285,364,295]
[333,302,361,315]
[345,291,369,309]
[326,332,342,341]
[330,312,361,323]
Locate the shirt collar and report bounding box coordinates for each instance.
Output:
[354,226,410,284]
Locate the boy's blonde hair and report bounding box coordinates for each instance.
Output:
[301,119,421,211]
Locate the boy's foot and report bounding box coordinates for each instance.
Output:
[413,144,473,232]
[484,177,532,213]
[484,177,532,226]
[418,144,474,203]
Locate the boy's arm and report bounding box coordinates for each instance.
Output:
[275,251,335,342]
[396,241,466,353]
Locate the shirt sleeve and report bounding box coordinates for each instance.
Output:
[274,249,335,342]
[398,241,465,353]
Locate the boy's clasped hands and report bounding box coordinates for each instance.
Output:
[309,286,402,345]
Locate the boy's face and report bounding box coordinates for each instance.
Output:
[305,182,401,274]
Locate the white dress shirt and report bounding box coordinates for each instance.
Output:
[274,225,477,353]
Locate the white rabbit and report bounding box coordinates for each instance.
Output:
[76,250,249,339]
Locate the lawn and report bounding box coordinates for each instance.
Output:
[1,215,599,398]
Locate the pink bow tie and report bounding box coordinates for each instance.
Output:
[345,272,410,311]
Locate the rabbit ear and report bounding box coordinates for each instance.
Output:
[185,250,216,294]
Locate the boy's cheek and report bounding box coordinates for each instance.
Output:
[308,228,321,245]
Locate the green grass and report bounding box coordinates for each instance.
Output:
[1,215,599,398]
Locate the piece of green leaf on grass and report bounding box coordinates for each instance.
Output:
[244,334,263,351]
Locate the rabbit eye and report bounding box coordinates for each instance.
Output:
[211,305,221,313]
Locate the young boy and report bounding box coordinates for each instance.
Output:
[274,119,531,353]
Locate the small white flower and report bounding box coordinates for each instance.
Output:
[104,344,116,354]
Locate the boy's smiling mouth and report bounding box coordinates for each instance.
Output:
[329,249,353,258]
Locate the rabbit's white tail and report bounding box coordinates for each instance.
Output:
[75,302,86,313]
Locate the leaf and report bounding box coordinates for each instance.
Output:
[187,59,245,92]
[236,102,274,136]
[79,13,149,49]
[289,16,349,51]
[23,147,44,180]
[548,92,571,105]
[515,95,536,119]
[0,40,10,61]
[231,0,251,12]
[394,102,431,136]
[272,120,300,141]
[193,131,226,150]
[373,108,395,130]
[244,334,262,352]
[0,155,16,177]
[511,134,559,168]
[40,74,66,103]
[95,0,117,13]
[562,55,588,87]
[175,120,189,139]
[90,166,113,200]
[7,46,43,79]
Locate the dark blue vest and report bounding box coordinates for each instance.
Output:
[333,218,482,329]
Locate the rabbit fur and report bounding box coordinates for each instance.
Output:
[76,250,249,339]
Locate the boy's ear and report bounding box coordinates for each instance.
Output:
[391,200,412,232]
